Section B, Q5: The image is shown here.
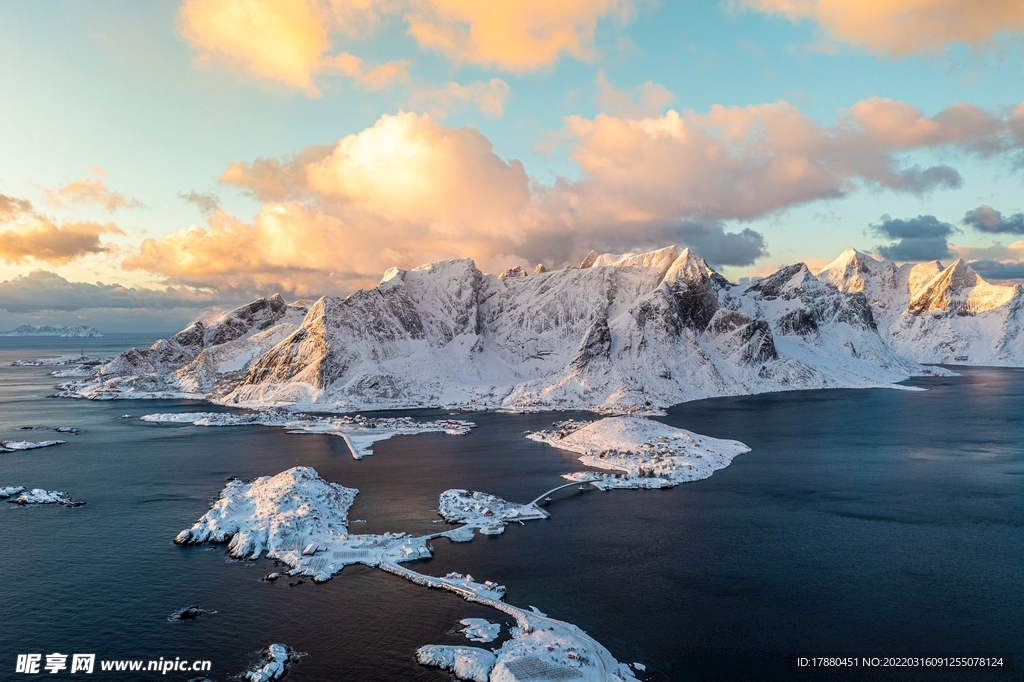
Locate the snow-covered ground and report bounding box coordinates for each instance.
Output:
[416,646,496,682]
[528,416,750,489]
[4,488,84,506]
[438,489,548,534]
[139,412,473,459]
[0,440,66,451]
[460,618,501,643]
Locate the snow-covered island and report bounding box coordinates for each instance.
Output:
[2,487,85,506]
[241,644,300,682]
[139,411,473,459]
[0,440,66,452]
[176,466,639,679]
[58,246,965,415]
[528,416,750,489]
[2,324,102,337]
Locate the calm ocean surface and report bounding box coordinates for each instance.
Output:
[0,336,1021,681]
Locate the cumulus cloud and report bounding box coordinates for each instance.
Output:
[873,214,955,261]
[179,190,222,216]
[0,220,123,264]
[409,78,512,118]
[127,112,532,293]
[179,0,408,95]
[128,98,1024,291]
[595,71,673,119]
[220,145,334,201]
[42,167,139,211]
[736,0,1024,56]
[405,0,634,71]
[0,270,222,313]
[963,204,1024,234]
[540,97,1022,244]
[177,0,634,93]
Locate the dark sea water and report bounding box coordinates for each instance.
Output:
[1,336,1021,682]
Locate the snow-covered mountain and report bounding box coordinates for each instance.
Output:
[63,246,939,412]
[2,324,102,337]
[818,248,1024,365]
[67,295,310,399]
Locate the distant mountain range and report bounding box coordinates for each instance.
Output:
[60,245,1022,412]
[2,325,103,338]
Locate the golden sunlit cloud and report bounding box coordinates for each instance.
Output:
[125,99,1024,294]
[178,0,635,94]
[127,112,532,293]
[0,192,34,222]
[0,220,124,265]
[409,78,512,118]
[736,0,1024,56]
[43,167,139,211]
[179,0,407,95]
[405,0,634,71]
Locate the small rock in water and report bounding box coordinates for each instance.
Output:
[55,427,80,434]
[168,605,212,622]
[241,643,300,682]
[262,572,281,582]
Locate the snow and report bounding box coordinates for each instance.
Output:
[528,416,750,488]
[60,246,946,413]
[139,411,473,459]
[178,465,640,679]
[6,488,84,506]
[438,489,548,533]
[11,355,105,366]
[460,618,501,643]
[242,644,295,682]
[818,248,1024,366]
[0,440,66,451]
[416,645,496,682]
[1,325,101,337]
[0,486,26,497]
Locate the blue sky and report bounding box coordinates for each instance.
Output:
[1,0,1023,330]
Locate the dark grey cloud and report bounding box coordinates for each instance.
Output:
[0,270,224,313]
[873,214,955,262]
[967,260,1024,280]
[179,190,222,216]
[962,205,1024,234]
[671,221,767,267]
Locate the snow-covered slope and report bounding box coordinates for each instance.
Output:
[65,295,310,399]
[819,248,1024,365]
[65,247,939,412]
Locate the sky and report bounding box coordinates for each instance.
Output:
[1,0,1023,332]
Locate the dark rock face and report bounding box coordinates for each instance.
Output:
[777,308,819,337]
[744,264,808,300]
[570,318,612,371]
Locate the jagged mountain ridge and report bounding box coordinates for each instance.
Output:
[64,246,937,412]
[818,248,1024,365]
